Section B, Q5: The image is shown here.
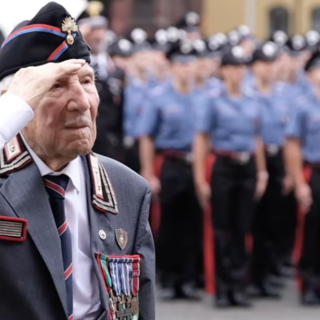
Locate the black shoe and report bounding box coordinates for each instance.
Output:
[158,287,177,301]
[177,284,201,301]
[266,277,285,289]
[215,294,232,308]
[301,290,320,306]
[254,283,281,299]
[232,292,252,307]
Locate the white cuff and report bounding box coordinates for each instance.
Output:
[0,93,34,149]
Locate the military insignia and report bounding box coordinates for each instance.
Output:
[62,16,79,45]
[0,135,32,177]
[88,153,118,215]
[115,229,128,250]
[96,254,141,320]
[0,216,28,242]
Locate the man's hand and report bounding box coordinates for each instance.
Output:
[282,175,294,195]
[295,183,312,213]
[255,171,269,200]
[196,181,211,210]
[147,175,161,196]
[6,59,86,110]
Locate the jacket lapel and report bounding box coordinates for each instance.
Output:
[82,156,115,312]
[0,162,68,316]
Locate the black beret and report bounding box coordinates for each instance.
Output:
[286,35,307,56]
[108,38,133,57]
[166,40,197,63]
[0,2,91,81]
[221,46,249,66]
[129,28,152,54]
[175,12,200,33]
[151,29,171,53]
[305,30,320,53]
[251,41,279,63]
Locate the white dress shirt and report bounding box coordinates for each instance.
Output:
[0,93,34,150]
[0,93,102,319]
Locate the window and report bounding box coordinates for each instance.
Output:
[269,7,289,34]
[312,7,320,32]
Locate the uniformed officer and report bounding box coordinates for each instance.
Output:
[248,42,290,298]
[0,2,155,319]
[193,38,223,92]
[139,40,202,300]
[286,49,320,305]
[78,2,126,162]
[149,29,171,86]
[108,37,133,73]
[123,28,153,173]
[175,11,201,41]
[194,45,268,307]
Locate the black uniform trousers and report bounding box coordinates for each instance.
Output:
[299,167,320,292]
[211,155,256,295]
[156,157,203,288]
[124,141,141,174]
[252,149,285,285]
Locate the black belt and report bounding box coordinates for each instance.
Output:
[215,150,253,165]
[157,150,193,164]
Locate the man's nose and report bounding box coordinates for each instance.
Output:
[67,82,91,112]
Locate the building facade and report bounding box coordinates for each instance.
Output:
[202,0,320,39]
[108,0,202,35]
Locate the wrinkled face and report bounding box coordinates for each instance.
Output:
[220,65,246,84]
[23,63,99,161]
[252,60,276,83]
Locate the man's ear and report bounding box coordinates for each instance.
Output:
[1,90,7,95]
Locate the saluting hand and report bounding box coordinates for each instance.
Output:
[6,59,86,110]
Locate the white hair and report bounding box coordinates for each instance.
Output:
[0,74,15,92]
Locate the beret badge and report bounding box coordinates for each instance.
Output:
[62,16,79,45]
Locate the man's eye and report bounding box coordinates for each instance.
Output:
[82,77,93,84]
[51,83,62,90]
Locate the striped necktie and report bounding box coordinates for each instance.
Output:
[44,174,73,320]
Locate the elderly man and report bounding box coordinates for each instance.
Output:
[0,2,155,320]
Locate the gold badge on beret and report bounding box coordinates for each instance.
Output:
[62,17,79,45]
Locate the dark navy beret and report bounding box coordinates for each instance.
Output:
[251,41,279,63]
[0,2,91,81]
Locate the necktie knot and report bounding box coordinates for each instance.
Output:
[43,174,70,199]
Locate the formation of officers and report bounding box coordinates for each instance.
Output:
[75,4,320,309]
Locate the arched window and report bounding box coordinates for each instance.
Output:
[312,7,320,32]
[269,7,289,34]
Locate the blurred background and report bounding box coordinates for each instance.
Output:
[3,0,320,38]
[2,1,320,319]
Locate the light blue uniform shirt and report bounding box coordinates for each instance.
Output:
[286,89,320,163]
[247,83,289,146]
[139,82,201,152]
[124,78,150,138]
[196,87,262,153]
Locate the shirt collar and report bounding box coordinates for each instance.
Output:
[21,135,81,194]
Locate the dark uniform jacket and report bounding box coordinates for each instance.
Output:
[0,135,155,320]
[93,59,125,162]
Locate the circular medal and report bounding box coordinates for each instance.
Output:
[131,297,139,315]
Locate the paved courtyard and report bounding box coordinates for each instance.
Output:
[156,281,320,320]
